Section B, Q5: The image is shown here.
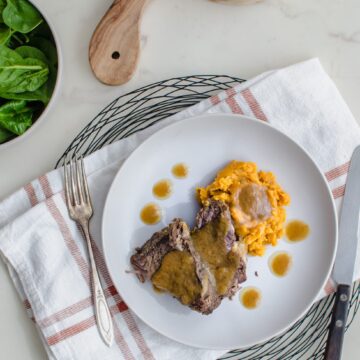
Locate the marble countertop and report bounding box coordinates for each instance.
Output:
[0,0,359,358]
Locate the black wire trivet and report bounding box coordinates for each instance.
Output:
[56,75,360,359]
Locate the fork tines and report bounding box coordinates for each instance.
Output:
[64,156,93,219]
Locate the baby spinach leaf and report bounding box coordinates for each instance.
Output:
[0,42,22,60]
[29,36,57,67]
[0,86,48,103]
[41,66,56,104]
[28,37,57,103]
[0,0,6,23]
[0,24,12,45]
[0,125,13,143]
[0,44,49,93]
[3,63,48,93]
[10,31,29,46]
[0,99,33,135]
[28,20,52,41]
[15,45,47,63]
[0,46,50,103]
[0,99,26,113]
[3,0,43,34]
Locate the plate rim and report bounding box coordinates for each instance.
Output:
[101,113,338,350]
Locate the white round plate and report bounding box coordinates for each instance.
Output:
[102,114,337,350]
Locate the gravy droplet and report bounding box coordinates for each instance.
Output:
[240,287,261,309]
[153,179,173,199]
[140,203,162,225]
[269,251,292,277]
[286,220,310,242]
[172,163,188,178]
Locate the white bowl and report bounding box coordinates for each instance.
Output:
[0,0,62,149]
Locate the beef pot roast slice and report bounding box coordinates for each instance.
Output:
[195,200,247,298]
[163,219,220,314]
[168,218,191,251]
[169,219,222,314]
[195,200,236,250]
[131,218,220,314]
[189,248,221,314]
[130,218,193,283]
[130,227,171,283]
[130,200,247,314]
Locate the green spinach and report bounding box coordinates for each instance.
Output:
[15,45,47,63]
[0,0,6,23]
[3,0,42,34]
[28,20,52,40]
[0,125,13,143]
[0,45,50,103]
[29,37,57,67]
[0,23,11,45]
[0,0,58,144]
[0,44,49,93]
[0,99,33,135]
[0,88,48,103]
[28,37,57,103]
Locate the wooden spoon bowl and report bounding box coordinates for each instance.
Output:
[89,0,148,85]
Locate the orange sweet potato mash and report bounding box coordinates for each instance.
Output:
[197,161,290,256]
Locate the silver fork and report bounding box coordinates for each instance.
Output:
[64,156,114,347]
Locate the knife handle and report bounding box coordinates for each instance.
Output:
[324,284,351,360]
[89,0,148,85]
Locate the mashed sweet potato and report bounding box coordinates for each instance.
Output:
[197,161,290,256]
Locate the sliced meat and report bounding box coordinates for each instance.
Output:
[130,200,247,314]
[168,219,221,314]
[168,218,191,251]
[194,200,247,299]
[130,227,171,283]
[130,219,190,283]
[195,199,237,250]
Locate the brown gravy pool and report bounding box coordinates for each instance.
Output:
[269,251,292,277]
[240,287,261,309]
[172,163,189,178]
[153,179,173,199]
[140,203,162,225]
[286,220,310,242]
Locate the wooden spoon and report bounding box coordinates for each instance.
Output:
[89,0,148,85]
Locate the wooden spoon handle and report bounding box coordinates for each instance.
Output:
[89,0,147,85]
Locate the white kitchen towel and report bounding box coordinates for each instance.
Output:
[0,58,360,360]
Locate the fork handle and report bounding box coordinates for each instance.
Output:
[81,223,114,347]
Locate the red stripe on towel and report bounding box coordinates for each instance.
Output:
[24,183,38,207]
[241,89,268,121]
[46,197,90,285]
[46,300,133,357]
[324,279,336,295]
[39,175,53,199]
[210,94,221,105]
[47,316,96,346]
[37,285,128,328]
[332,184,346,199]
[23,299,32,309]
[225,96,244,114]
[225,88,236,97]
[325,162,350,182]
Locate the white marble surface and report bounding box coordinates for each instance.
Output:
[0,0,359,358]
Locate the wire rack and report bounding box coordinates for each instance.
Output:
[56,75,360,359]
